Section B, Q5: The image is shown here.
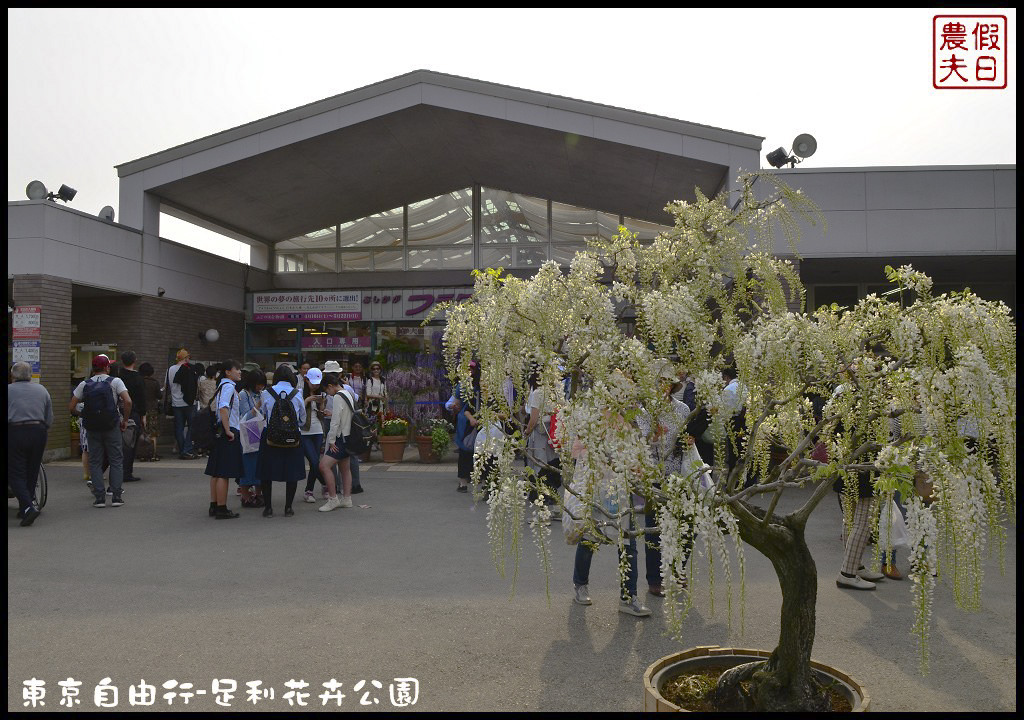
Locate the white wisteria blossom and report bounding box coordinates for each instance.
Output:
[437,172,1016,712]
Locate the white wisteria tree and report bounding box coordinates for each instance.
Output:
[439,173,1016,712]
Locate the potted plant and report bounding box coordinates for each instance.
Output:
[438,172,1016,712]
[379,412,410,463]
[416,418,453,463]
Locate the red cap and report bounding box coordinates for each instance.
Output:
[92,355,110,369]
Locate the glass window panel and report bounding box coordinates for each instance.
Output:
[276,253,305,272]
[339,208,402,248]
[549,244,590,267]
[307,252,337,272]
[812,285,859,311]
[442,246,474,269]
[339,251,371,271]
[479,246,513,269]
[407,189,473,246]
[623,216,673,243]
[275,227,336,250]
[373,250,404,271]
[408,248,439,269]
[516,246,548,268]
[481,187,548,244]
[551,201,619,244]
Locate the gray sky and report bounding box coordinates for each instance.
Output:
[7,8,1017,262]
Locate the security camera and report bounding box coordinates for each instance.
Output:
[157,287,166,297]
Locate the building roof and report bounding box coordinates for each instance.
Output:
[116,70,762,244]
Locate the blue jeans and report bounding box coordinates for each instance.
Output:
[573,536,638,600]
[86,426,124,499]
[173,405,194,456]
[301,434,324,491]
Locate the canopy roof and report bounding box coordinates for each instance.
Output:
[117,70,762,245]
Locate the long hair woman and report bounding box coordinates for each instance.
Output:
[203,360,243,519]
[256,364,306,517]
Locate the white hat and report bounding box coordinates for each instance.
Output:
[323,360,343,373]
[306,368,323,385]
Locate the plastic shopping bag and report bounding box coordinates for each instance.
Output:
[882,498,910,549]
[240,410,265,455]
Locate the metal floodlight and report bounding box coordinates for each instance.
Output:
[766,147,792,169]
[55,184,77,203]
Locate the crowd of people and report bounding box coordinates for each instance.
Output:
[8,350,914,614]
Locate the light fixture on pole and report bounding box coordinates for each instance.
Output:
[765,133,818,169]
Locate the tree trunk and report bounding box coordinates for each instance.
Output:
[709,502,831,712]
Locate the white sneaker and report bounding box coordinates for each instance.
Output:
[836,573,876,590]
[303,490,316,504]
[318,495,342,512]
[573,584,592,606]
[857,566,885,581]
[619,596,652,617]
[339,495,353,508]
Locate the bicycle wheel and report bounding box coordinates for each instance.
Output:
[35,464,48,509]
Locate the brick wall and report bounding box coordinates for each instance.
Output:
[72,296,245,382]
[13,275,72,457]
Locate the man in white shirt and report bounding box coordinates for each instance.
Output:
[69,355,132,508]
[166,348,198,459]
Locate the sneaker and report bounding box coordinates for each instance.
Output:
[619,596,652,617]
[303,490,316,504]
[339,495,353,508]
[648,585,666,597]
[110,495,125,507]
[573,584,592,606]
[124,476,141,482]
[92,496,106,508]
[85,478,94,492]
[319,495,342,512]
[456,485,468,493]
[321,487,330,500]
[836,572,876,590]
[20,507,41,527]
[351,485,364,494]
[857,566,885,581]
[215,507,240,519]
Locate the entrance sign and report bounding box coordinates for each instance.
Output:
[252,292,362,322]
[301,336,371,351]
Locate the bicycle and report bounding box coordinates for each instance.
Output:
[7,463,47,510]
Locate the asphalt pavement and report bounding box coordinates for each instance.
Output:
[7,454,1016,712]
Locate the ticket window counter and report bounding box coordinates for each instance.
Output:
[71,344,117,388]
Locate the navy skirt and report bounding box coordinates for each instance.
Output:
[256,431,306,483]
[205,428,243,478]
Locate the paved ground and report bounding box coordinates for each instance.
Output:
[8,455,1016,712]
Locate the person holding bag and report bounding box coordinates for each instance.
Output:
[203,360,242,519]
[236,369,266,508]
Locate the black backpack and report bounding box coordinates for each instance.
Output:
[174,364,198,405]
[337,390,373,455]
[191,383,235,452]
[266,388,301,448]
[82,376,119,432]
